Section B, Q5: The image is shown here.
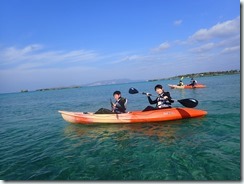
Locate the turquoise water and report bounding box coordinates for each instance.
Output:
[0,74,240,180]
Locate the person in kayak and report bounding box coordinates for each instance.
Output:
[177,76,184,86]
[189,78,197,86]
[111,90,127,113]
[143,84,174,111]
[177,80,184,86]
[95,90,127,114]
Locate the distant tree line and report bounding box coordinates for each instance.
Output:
[148,69,240,82]
[172,69,240,79]
[35,86,81,92]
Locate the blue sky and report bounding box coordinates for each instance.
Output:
[0,0,241,93]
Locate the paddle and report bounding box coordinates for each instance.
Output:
[128,87,198,108]
[110,98,115,111]
[110,98,113,106]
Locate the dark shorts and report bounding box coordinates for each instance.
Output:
[94,108,115,114]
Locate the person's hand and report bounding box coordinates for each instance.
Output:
[111,103,116,111]
[146,93,151,96]
[163,96,168,99]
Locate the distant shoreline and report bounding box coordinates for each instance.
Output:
[35,86,81,92]
[147,69,240,82]
[20,69,240,93]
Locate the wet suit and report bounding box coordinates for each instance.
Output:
[189,79,197,86]
[113,97,127,113]
[143,92,174,111]
[95,97,127,114]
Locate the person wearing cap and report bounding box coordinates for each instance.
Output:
[111,91,127,113]
[143,84,174,111]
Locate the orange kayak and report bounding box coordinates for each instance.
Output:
[58,108,207,124]
[168,84,206,89]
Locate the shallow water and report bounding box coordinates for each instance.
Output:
[0,74,240,180]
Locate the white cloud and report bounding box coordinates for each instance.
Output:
[152,42,170,52]
[190,42,215,53]
[111,54,155,64]
[121,55,141,61]
[0,44,43,63]
[185,16,240,56]
[221,46,240,54]
[0,44,98,70]
[174,20,182,26]
[121,17,240,68]
[21,44,43,54]
[189,16,240,42]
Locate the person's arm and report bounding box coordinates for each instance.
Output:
[164,92,174,103]
[116,98,127,113]
[147,96,157,104]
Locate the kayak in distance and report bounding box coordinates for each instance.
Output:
[58,107,207,124]
[168,84,206,89]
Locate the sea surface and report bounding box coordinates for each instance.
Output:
[0,74,240,180]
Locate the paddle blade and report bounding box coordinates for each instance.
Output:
[129,87,139,94]
[177,98,198,108]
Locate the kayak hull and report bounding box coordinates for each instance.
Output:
[58,108,207,124]
[168,84,206,89]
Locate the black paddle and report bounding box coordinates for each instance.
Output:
[128,87,198,108]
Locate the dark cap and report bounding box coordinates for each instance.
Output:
[113,91,121,95]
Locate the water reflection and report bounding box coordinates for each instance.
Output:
[63,118,204,145]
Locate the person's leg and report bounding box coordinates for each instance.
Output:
[142,106,156,111]
[94,108,115,114]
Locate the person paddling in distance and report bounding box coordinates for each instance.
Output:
[111,91,127,113]
[94,90,127,114]
[189,78,197,87]
[143,84,174,111]
[177,76,184,86]
[177,80,184,86]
